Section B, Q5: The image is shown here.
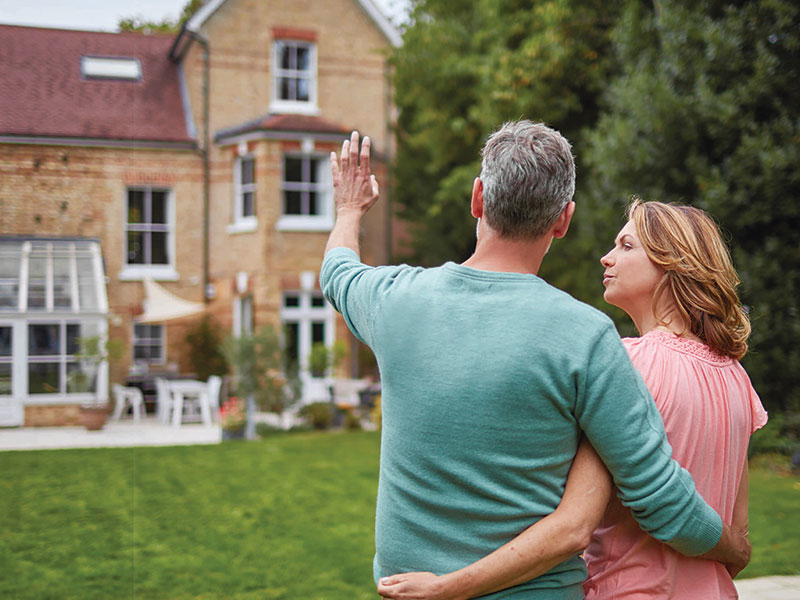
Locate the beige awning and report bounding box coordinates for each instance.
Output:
[136,278,205,323]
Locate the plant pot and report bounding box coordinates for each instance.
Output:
[222,427,245,441]
[80,405,109,431]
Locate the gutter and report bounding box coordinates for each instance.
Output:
[169,24,212,304]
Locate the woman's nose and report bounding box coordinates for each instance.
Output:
[600,251,613,267]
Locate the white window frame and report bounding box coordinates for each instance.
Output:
[280,289,334,377]
[81,56,142,81]
[232,295,254,338]
[26,319,108,402]
[132,323,166,366]
[14,241,108,314]
[120,187,178,281]
[276,152,334,232]
[228,155,258,234]
[269,40,319,115]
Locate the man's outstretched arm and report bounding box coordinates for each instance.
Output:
[325,130,380,257]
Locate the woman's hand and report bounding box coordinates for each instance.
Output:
[378,572,461,600]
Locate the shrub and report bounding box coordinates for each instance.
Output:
[184,316,228,380]
[299,402,333,430]
[255,422,285,437]
[344,410,362,431]
[749,412,800,457]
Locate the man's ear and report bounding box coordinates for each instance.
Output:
[552,201,576,239]
[471,177,484,219]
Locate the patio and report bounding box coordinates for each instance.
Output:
[0,417,221,451]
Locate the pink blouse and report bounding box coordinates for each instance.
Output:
[583,330,767,599]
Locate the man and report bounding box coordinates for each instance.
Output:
[320,122,748,598]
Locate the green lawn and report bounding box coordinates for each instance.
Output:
[0,431,381,600]
[0,432,797,599]
[738,455,800,579]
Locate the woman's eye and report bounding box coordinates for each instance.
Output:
[623,244,633,250]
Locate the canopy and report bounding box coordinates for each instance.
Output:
[136,278,205,323]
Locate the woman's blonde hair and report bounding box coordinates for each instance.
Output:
[627,198,750,360]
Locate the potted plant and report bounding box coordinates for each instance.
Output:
[71,336,124,430]
[219,396,247,440]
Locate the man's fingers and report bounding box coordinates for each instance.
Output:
[349,130,360,165]
[340,139,350,169]
[360,135,371,172]
[330,151,340,184]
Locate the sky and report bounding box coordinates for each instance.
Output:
[0,0,408,32]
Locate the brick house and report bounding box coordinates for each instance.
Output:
[0,0,400,426]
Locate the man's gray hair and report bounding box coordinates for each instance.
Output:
[479,120,576,239]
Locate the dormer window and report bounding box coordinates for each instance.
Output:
[81,56,142,81]
[270,40,318,115]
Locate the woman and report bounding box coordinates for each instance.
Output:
[378,199,765,600]
[584,199,766,598]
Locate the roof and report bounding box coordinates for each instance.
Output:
[185,0,402,47]
[0,25,194,146]
[215,113,350,143]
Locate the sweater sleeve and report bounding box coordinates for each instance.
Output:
[319,247,411,347]
[574,322,723,556]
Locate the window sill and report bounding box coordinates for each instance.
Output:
[268,101,320,116]
[276,216,333,232]
[227,218,259,234]
[119,266,179,282]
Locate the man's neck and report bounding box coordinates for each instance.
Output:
[461,230,551,275]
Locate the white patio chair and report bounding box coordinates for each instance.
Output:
[111,384,144,422]
[207,375,222,419]
[155,377,174,424]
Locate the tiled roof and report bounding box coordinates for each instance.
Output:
[215,113,350,142]
[0,25,194,145]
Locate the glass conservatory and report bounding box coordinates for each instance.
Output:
[0,238,109,426]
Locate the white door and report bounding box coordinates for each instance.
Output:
[0,323,23,426]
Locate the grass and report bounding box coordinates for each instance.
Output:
[0,432,797,599]
[738,454,800,579]
[0,431,381,600]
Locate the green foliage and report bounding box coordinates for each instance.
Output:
[750,412,800,457]
[183,315,229,380]
[118,0,206,33]
[391,0,620,265]
[308,340,348,378]
[299,402,334,430]
[68,336,125,396]
[344,410,363,431]
[222,326,302,415]
[583,0,800,413]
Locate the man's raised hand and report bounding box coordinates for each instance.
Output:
[330,130,380,215]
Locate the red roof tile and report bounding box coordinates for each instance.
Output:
[0,25,193,145]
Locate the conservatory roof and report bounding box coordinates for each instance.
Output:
[0,237,108,315]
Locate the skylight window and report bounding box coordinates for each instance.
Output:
[81,56,142,81]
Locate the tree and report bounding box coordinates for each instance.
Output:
[390,0,620,268]
[183,315,229,381]
[583,0,800,412]
[223,326,302,437]
[118,0,206,33]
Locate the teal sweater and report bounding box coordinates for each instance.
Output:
[321,248,722,599]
